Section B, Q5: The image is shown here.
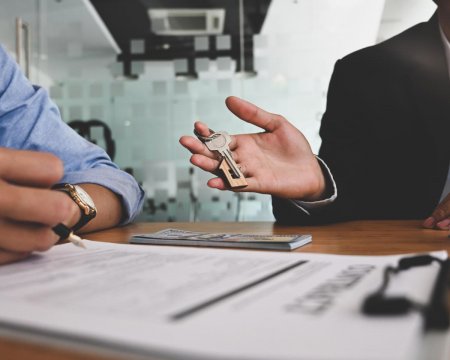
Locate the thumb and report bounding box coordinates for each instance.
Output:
[225,96,283,133]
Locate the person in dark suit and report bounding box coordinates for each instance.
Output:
[180,2,450,229]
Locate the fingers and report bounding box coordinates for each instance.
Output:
[180,122,239,156]
[0,149,69,265]
[207,177,227,190]
[0,182,73,225]
[0,250,30,265]
[193,121,212,137]
[207,175,260,193]
[0,219,59,252]
[179,135,216,159]
[423,194,450,230]
[190,154,220,173]
[189,150,243,173]
[423,217,450,230]
[225,96,284,133]
[180,121,218,158]
[431,194,450,221]
[194,121,238,151]
[0,148,63,187]
[435,218,450,230]
[0,186,69,257]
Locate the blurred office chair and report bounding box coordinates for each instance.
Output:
[68,119,116,160]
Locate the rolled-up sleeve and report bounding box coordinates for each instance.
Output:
[0,45,144,223]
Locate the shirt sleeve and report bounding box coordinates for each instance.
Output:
[289,157,337,215]
[0,45,144,224]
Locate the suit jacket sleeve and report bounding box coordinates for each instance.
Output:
[272,17,449,225]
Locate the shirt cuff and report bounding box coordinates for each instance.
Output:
[289,156,337,215]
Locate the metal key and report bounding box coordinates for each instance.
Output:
[195,130,247,189]
[205,132,239,175]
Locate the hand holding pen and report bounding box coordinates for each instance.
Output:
[52,223,86,249]
[0,149,83,265]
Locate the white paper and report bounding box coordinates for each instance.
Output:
[0,240,445,360]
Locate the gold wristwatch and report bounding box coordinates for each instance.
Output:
[54,184,97,231]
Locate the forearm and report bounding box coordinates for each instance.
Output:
[82,183,123,232]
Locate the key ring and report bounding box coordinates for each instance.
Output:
[194,128,217,142]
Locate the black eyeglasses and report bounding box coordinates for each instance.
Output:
[362,254,450,331]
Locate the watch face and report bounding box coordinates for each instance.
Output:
[73,185,96,208]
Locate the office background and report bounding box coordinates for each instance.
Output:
[0,0,436,222]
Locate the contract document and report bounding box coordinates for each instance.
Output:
[0,241,445,360]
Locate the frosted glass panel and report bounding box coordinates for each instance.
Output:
[195,58,209,72]
[67,42,82,58]
[216,35,231,50]
[50,86,63,99]
[174,59,188,73]
[254,34,268,49]
[109,63,123,77]
[130,39,145,54]
[110,82,124,96]
[68,66,82,78]
[153,81,167,95]
[11,0,425,221]
[131,61,145,75]
[68,84,83,98]
[194,36,209,51]
[149,101,169,119]
[174,81,188,94]
[90,105,104,119]
[89,83,103,98]
[69,106,83,120]
[132,103,147,118]
[217,57,232,71]
[218,79,232,94]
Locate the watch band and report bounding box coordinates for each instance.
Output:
[54,184,97,232]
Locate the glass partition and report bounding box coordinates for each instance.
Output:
[0,0,436,222]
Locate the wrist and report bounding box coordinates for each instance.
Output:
[53,184,97,232]
[303,177,327,201]
[302,162,328,201]
[301,156,335,202]
[66,199,82,229]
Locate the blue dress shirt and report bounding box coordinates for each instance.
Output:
[0,45,144,223]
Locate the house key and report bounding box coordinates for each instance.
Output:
[195,129,248,189]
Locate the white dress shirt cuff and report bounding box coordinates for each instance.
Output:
[289,157,337,215]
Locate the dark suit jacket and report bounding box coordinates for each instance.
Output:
[273,14,450,225]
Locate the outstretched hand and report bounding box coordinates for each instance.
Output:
[179,96,327,201]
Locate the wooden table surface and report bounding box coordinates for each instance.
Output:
[1,220,449,360]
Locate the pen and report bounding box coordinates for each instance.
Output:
[52,223,86,249]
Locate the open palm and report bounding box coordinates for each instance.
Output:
[179,96,326,201]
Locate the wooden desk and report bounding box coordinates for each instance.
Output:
[1,220,449,360]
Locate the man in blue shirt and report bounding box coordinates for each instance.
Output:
[0,45,144,265]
